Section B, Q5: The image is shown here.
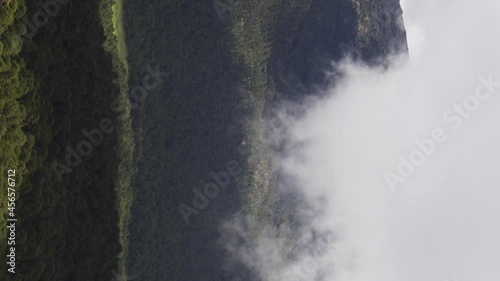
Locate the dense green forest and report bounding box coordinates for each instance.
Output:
[0,0,40,258]
[1,0,134,280]
[123,0,251,279]
[0,0,406,280]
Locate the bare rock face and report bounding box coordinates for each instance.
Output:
[269,0,408,98]
[352,0,408,62]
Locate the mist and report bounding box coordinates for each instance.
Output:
[222,0,500,280]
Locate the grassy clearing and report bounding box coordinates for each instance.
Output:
[112,0,129,74]
[99,0,135,280]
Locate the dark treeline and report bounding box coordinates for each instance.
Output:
[1,0,131,280]
[0,2,40,272]
[123,0,253,280]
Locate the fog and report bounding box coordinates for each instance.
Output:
[224,0,500,280]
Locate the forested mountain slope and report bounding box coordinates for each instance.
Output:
[1,1,134,280]
[122,0,407,280]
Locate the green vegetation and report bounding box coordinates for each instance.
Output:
[0,0,407,279]
[1,0,135,280]
[122,0,251,279]
[0,0,40,261]
[99,0,135,279]
[111,0,128,67]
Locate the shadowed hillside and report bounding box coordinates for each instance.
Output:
[122,0,407,281]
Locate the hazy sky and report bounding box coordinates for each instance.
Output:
[225,1,500,280]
